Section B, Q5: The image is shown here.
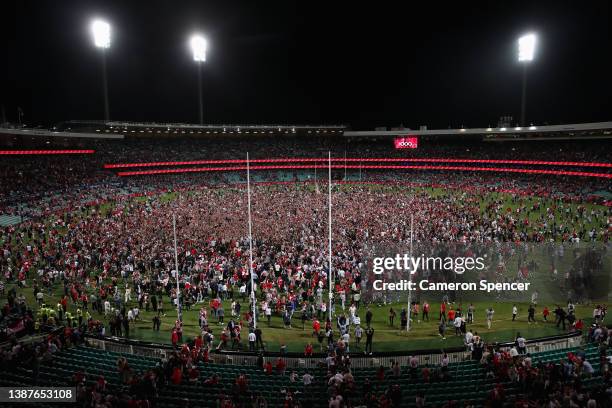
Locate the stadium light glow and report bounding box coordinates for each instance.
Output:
[190,34,207,62]
[500,127,507,131]
[91,19,111,48]
[518,33,536,62]
[515,127,522,130]
[104,157,612,169]
[529,126,537,130]
[486,128,493,131]
[116,164,612,179]
[0,150,95,155]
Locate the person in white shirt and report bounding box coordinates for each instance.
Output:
[453,316,462,336]
[302,372,314,386]
[409,355,419,369]
[440,354,449,373]
[354,325,363,348]
[512,305,518,321]
[465,330,474,346]
[329,395,342,408]
[248,331,256,351]
[36,291,44,306]
[349,304,357,324]
[486,308,495,329]
[341,332,350,352]
[583,360,595,376]
[516,334,527,354]
[265,305,272,326]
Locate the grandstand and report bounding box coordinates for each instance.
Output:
[3,2,612,405]
[0,331,607,407]
[1,119,611,407]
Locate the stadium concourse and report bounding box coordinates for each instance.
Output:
[0,122,612,407]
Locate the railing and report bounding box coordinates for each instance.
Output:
[84,330,583,369]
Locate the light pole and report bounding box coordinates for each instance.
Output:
[190,34,207,125]
[91,19,111,122]
[518,33,536,127]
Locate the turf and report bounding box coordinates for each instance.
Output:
[3,185,608,353]
[7,282,594,353]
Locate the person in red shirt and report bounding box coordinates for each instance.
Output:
[235,373,248,393]
[188,368,199,383]
[447,307,456,322]
[575,319,584,331]
[171,367,182,385]
[439,302,447,322]
[376,365,385,382]
[312,319,320,336]
[276,358,287,375]
[422,366,430,383]
[171,329,179,348]
[304,343,313,356]
[96,376,107,391]
[543,306,550,321]
[423,302,430,321]
[264,361,273,375]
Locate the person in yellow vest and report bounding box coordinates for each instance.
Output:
[56,303,63,321]
[76,308,83,327]
[85,310,92,323]
[65,311,73,327]
[38,307,49,324]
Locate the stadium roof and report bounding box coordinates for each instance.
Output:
[344,121,612,138]
[2,120,611,140]
[0,126,124,140]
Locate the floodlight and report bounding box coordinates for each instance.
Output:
[500,127,507,131]
[191,34,207,62]
[91,19,111,48]
[529,126,537,130]
[518,33,536,62]
[514,127,522,130]
[486,127,493,131]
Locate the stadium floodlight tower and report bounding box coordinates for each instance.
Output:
[91,19,111,122]
[190,34,207,125]
[517,33,536,127]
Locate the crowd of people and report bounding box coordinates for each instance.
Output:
[1,133,611,406]
[480,329,611,407]
[1,134,611,216]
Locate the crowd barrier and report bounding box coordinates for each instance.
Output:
[84,330,583,369]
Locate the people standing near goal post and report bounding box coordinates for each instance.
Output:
[486,307,495,329]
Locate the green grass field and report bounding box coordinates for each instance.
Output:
[3,184,608,353]
[7,280,595,353]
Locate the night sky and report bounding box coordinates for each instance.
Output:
[1,1,611,129]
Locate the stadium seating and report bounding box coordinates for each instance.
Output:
[0,343,605,407]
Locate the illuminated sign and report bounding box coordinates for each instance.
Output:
[394,137,418,149]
